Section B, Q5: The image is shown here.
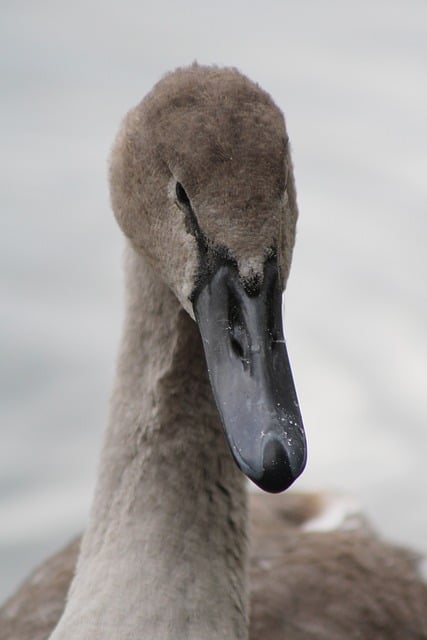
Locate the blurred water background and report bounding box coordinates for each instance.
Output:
[1,0,426,601]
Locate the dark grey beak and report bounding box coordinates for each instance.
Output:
[193,258,307,493]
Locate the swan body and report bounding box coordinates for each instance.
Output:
[1,493,426,639]
[1,64,426,639]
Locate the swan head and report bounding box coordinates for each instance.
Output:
[109,64,306,493]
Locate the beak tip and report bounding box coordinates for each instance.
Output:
[248,433,307,493]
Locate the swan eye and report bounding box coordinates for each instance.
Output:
[175,182,191,210]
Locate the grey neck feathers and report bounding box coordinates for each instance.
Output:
[49,243,249,640]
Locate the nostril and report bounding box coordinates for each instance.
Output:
[230,335,244,360]
[227,288,248,362]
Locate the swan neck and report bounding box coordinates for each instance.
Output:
[49,243,249,640]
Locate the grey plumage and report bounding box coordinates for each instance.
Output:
[1,65,426,639]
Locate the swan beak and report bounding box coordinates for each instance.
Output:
[193,259,307,493]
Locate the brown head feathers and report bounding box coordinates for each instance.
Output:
[109,64,298,312]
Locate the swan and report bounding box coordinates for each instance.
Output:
[1,64,426,640]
